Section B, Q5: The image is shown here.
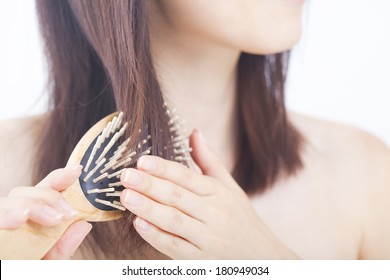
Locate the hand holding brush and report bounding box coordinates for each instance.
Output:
[0,107,190,259]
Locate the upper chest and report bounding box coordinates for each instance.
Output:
[249,162,362,259]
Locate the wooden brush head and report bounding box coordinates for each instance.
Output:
[62,107,191,223]
[63,112,124,222]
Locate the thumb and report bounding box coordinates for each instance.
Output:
[43,221,92,260]
[190,130,236,187]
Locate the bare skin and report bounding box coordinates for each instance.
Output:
[0,113,389,259]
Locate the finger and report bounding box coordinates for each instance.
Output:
[121,168,208,221]
[133,217,201,259]
[43,221,92,260]
[137,155,215,196]
[36,165,83,191]
[8,187,78,219]
[121,189,205,246]
[28,202,67,227]
[0,206,29,229]
[189,130,237,188]
[0,197,64,227]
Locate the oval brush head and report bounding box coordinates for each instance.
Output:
[78,111,141,212]
[0,105,191,259]
[70,107,191,215]
[64,105,191,222]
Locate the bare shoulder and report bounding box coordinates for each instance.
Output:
[290,112,390,172]
[290,112,390,259]
[0,114,47,196]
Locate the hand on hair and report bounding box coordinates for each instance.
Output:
[0,167,91,259]
[120,130,297,259]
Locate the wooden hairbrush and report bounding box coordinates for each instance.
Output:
[0,106,190,259]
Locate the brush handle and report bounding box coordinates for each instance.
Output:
[0,112,125,260]
[0,217,79,260]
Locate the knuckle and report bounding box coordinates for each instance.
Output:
[30,197,45,207]
[147,224,160,244]
[142,173,153,192]
[156,158,167,176]
[170,236,181,250]
[39,186,58,196]
[9,186,62,203]
[43,170,61,183]
[168,185,182,206]
[19,197,43,210]
[48,245,70,260]
[8,186,29,197]
[181,168,192,183]
[202,177,218,195]
[140,200,152,215]
[37,168,66,189]
[168,208,183,231]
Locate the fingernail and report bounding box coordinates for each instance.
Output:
[64,165,83,177]
[123,190,141,207]
[42,205,63,220]
[58,200,78,217]
[72,165,83,176]
[136,217,151,231]
[123,169,141,186]
[72,165,83,171]
[138,156,156,172]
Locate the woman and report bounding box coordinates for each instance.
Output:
[0,0,389,259]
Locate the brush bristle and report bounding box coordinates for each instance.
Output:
[79,104,191,211]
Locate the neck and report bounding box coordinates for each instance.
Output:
[149,16,240,171]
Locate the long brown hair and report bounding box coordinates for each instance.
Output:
[35,0,302,259]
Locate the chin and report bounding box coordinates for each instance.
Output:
[242,23,303,55]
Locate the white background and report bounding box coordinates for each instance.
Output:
[0,0,389,145]
[3,260,390,280]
